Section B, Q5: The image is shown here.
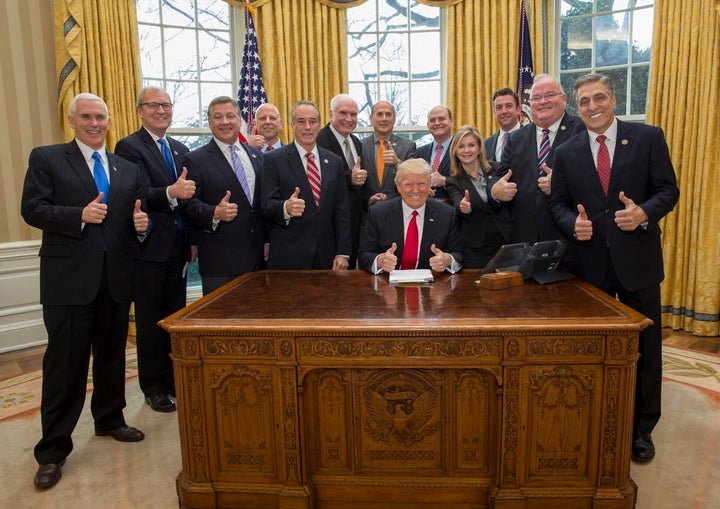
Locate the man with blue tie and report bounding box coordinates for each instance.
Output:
[115,86,194,413]
[181,96,266,295]
[22,93,149,489]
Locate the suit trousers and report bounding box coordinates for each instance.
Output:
[35,256,130,464]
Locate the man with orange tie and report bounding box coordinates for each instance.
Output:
[416,105,454,203]
[360,100,417,209]
[358,158,462,274]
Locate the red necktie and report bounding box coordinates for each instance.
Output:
[596,135,611,195]
[265,144,274,152]
[431,144,443,171]
[400,210,419,270]
[305,152,321,205]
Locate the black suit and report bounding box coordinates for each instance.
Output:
[357,197,463,272]
[316,123,363,266]
[261,142,352,269]
[417,140,451,201]
[484,131,501,162]
[489,113,584,244]
[21,140,147,465]
[114,128,189,398]
[550,120,679,434]
[446,164,512,269]
[181,139,265,291]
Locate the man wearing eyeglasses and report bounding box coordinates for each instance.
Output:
[488,74,584,245]
[115,86,194,413]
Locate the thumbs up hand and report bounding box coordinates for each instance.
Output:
[378,242,398,273]
[429,243,452,272]
[82,193,108,224]
[459,189,472,214]
[351,157,367,186]
[133,199,149,233]
[574,204,593,241]
[491,169,517,201]
[214,190,238,222]
[615,191,648,231]
[285,187,305,217]
[538,164,553,195]
[169,167,196,200]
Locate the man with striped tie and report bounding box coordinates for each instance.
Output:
[488,74,583,245]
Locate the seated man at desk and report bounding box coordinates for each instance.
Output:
[358,158,463,274]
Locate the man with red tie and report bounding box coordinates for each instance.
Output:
[416,105,454,203]
[358,158,462,274]
[550,73,679,463]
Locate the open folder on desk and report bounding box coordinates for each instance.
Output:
[389,269,434,284]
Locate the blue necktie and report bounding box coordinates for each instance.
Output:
[230,145,253,205]
[91,151,109,203]
[157,138,176,180]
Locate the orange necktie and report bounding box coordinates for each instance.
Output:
[377,139,385,186]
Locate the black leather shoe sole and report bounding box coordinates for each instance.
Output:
[95,425,145,442]
[34,459,66,489]
[145,394,176,412]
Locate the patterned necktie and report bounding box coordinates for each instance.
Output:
[343,139,354,169]
[230,145,253,205]
[431,143,443,171]
[400,210,419,270]
[305,152,321,205]
[265,144,274,152]
[377,138,385,186]
[499,131,508,160]
[157,138,176,180]
[91,151,109,203]
[538,129,550,174]
[596,135,611,195]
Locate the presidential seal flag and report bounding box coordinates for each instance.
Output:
[516,0,535,123]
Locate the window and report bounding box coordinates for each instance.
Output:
[558,0,653,119]
[347,0,443,144]
[136,0,235,150]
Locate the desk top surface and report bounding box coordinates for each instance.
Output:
[161,271,650,334]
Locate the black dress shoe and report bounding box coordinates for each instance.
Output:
[632,432,655,463]
[34,459,65,489]
[145,394,176,412]
[95,425,145,442]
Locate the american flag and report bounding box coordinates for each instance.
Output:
[516,0,535,122]
[237,6,267,143]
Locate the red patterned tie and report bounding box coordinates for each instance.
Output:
[400,210,419,270]
[431,144,443,171]
[538,129,550,174]
[305,152,321,205]
[596,134,611,195]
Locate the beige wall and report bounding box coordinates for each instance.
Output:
[0,0,64,244]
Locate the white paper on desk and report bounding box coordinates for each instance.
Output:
[388,269,434,284]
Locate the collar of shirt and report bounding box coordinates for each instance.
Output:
[432,136,452,160]
[214,137,242,166]
[329,123,357,160]
[589,117,619,164]
[75,139,108,173]
[401,201,426,238]
[294,140,320,166]
[535,117,564,146]
[263,140,282,152]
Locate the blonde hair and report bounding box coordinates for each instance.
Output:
[448,125,490,178]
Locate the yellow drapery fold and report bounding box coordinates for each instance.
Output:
[53,0,141,148]
[447,0,549,134]
[650,0,720,335]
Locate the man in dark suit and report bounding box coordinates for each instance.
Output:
[246,102,283,153]
[316,93,366,266]
[549,73,679,463]
[358,158,462,274]
[484,88,523,162]
[416,105,454,202]
[261,100,352,270]
[360,101,417,208]
[21,93,149,490]
[489,74,584,244]
[181,96,265,295]
[115,86,194,413]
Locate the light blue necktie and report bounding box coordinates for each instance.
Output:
[230,145,253,205]
[91,151,109,203]
[157,138,176,180]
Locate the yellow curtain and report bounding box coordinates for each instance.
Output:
[53,0,141,148]
[447,0,548,135]
[650,0,720,335]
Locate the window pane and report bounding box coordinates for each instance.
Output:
[561,17,593,70]
[347,32,377,82]
[137,0,160,23]
[138,24,163,79]
[349,82,375,128]
[380,81,410,124]
[198,29,230,81]
[378,0,408,32]
[348,1,377,32]
[410,2,439,29]
[631,65,650,115]
[632,8,653,63]
[164,28,199,81]
[171,81,202,127]
[410,81,441,124]
[603,68,628,115]
[201,82,233,119]
[163,0,195,27]
[560,71,586,115]
[410,32,440,79]
[197,1,229,30]
[595,13,629,67]
[561,0,592,16]
[378,32,409,81]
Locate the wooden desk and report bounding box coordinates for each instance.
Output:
[161,271,649,509]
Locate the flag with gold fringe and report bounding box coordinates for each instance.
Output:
[516,0,535,122]
[237,4,268,143]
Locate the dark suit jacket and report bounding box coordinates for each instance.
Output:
[489,112,584,244]
[357,197,463,272]
[446,164,512,250]
[180,139,265,278]
[484,131,500,162]
[261,142,352,269]
[21,141,147,305]
[417,140,451,200]
[114,128,190,263]
[360,133,417,205]
[549,120,679,291]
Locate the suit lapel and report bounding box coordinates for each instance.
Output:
[287,144,318,209]
[139,129,171,182]
[67,142,107,201]
[607,120,631,198]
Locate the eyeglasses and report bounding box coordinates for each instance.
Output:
[529,92,562,102]
[141,102,173,111]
